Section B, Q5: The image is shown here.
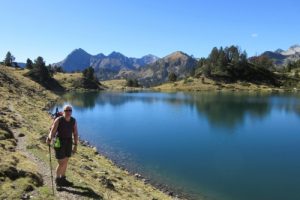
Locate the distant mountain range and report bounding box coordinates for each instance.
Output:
[53,44,300,86]
[261,44,300,66]
[54,49,197,86]
[54,48,159,72]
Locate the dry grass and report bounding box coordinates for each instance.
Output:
[53,72,82,89]
[153,76,281,92]
[0,65,172,200]
[101,79,145,92]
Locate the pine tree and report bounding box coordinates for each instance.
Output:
[26,56,51,82]
[4,51,15,66]
[295,70,299,79]
[209,47,219,65]
[25,58,33,69]
[83,67,96,81]
[168,72,177,82]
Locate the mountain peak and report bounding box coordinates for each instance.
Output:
[275,49,284,54]
[69,48,91,57]
[290,44,300,49]
[165,51,189,60]
[141,54,159,59]
[108,51,125,58]
[261,44,300,66]
[281,44,300,56]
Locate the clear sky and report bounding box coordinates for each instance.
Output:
[0,0,299,63]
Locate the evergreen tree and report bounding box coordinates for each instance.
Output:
[53,65,64,73]
[126,79,139,87]
[25,58,33,69]
[295,70,299,79]
[168,72,177,82]
[82,67,97,81]
[26,56,51,82]
[209,47,219,65]
[4,51,15,66]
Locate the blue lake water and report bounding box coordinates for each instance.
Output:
[53,91,300,200]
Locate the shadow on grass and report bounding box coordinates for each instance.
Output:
[57,184,103,199]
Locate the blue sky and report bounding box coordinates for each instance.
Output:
[0,0,299,63]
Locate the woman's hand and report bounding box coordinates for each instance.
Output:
[46,137,51,145]
[72,145,77,154]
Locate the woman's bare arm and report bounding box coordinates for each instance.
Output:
[73,122,79,145]
[48,118,59,140]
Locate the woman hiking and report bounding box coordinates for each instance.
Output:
[46,105,79,188]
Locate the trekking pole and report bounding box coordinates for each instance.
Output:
[48,144,55,196]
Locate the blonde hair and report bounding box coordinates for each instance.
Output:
[63,105,72,111]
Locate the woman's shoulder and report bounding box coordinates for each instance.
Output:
[71,117,76,123]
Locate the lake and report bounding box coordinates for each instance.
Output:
[53,91,300,200]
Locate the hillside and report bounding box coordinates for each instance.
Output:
[0,65,173,200]
[53,72,105,91]
[136,51,198,87]
[153,77,282,92]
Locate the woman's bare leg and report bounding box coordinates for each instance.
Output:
[61,158,69,177]
[56,158,65,178]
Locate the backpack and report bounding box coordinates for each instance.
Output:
[50,107,63,130]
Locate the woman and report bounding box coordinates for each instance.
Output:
[46,105,79,187]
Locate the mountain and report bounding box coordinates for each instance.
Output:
[54,49,159,79]
[55,48,92,72]
[261,44,300,66]
[135,51,198,86]
[281,45,300,56]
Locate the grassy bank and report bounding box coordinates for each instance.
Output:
[153,77,299,92]
[0,65,173,200]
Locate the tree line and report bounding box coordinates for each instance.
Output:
[2,51,100,90]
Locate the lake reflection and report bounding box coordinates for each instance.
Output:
[54,91,300,200]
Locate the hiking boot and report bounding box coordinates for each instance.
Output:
[61,176,73,186]
[55,177,63,187]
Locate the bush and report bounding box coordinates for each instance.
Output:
[168,72,177,82]
[126,79,140,87]
[295,70,299,79]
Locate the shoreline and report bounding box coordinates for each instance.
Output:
[47,100,185,199]
[77,138,190,199]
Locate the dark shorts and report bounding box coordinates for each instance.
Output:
[54,138,73,160]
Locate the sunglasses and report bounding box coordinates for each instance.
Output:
[64,110,72,112]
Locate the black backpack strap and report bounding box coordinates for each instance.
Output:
[55,116,64,137]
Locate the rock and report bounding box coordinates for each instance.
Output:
[18,133,25,137]
[142,178,149,183]
[134,173,142,178]
[80,140,89,146]
[99,176,115,190]
[8,146,15,152]
[81,165,92,171]
[21,193,30,200]
[24,184,34,192]
[92,147,99,155]
[91,174,98,179]
[168,191,174,196]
